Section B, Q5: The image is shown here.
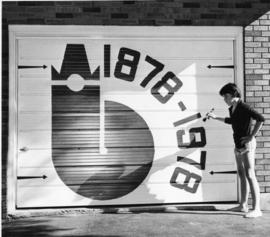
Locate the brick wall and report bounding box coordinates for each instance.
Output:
[2,1,270,218]
[245,12,270,194]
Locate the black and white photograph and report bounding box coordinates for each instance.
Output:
[2,0,270,236]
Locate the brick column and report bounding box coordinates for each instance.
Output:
[245,11,270,209]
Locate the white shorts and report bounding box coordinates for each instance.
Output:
[234,137,256,156]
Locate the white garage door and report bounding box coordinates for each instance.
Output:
[10,26,243,208]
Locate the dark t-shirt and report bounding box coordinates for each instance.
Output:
[224,100,265,149]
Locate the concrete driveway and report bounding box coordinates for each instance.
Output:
[2,206,270,237]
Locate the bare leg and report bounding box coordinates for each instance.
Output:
[229,151,249,212]
[242,142,262,218]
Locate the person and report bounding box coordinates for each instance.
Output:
[207,83,265,218]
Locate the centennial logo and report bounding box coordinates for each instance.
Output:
[51,44,207,200]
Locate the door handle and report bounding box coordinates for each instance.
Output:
[20,147,29,152]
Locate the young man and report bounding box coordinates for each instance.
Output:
[208,83,264,218]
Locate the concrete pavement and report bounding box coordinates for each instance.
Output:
[2,206,270,237]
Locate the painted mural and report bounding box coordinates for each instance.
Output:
[16,29,238,207]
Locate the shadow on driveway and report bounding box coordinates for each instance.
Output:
[2,218,121,237]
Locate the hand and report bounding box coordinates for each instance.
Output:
[207,112,217,119]
[240,135,253,145]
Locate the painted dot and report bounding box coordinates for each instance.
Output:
[67,74,85,92]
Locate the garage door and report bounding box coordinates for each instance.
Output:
[11,26,242,208]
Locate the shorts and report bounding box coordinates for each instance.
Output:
[234,137,256,156]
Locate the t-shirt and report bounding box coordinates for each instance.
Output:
[224,100,265,149]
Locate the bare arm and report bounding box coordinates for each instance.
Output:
[251,121,264,137]
[207,113,228,123]
[213,117,226,123]
[241,121,264,144]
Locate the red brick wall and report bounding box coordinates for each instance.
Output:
[245,12,270,194]
[2,1,270,218]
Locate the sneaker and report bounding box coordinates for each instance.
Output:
[244,210,262,218]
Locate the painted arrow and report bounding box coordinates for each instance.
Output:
[210,170,237,175]
[207,65,234,69]
[17,175,47,180]
[18,65,47,69]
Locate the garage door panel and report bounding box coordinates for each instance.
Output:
[18,128,234,149]
[19,94,229,112]
[18,110,231,131]
[18,74,233,95]
[19,38,233,56]
[17,181,237,208]
[18,147,235,169]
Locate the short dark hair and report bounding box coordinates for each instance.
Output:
[219,83,241,98]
